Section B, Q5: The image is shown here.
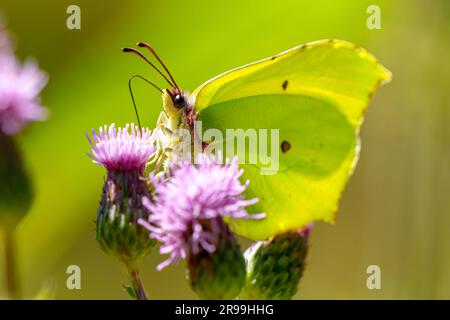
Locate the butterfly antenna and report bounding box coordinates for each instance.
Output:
[128,74,163,129]
[122,47,174,88]
[137,42,180,92]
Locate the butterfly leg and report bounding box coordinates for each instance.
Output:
[152,111,177,172]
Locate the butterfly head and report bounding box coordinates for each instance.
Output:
[162,88,188,117]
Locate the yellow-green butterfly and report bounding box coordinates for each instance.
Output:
[123,39,391,241]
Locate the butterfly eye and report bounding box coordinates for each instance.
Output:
[173,94,186,109]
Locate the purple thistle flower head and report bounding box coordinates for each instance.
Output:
[0,53,48,135]
[87,123,156,172]
[139,153,265,270]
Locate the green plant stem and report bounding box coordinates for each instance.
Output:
[126,264,148,300]
[4,229,19,300]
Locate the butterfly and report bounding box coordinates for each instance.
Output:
[123,39,391,240]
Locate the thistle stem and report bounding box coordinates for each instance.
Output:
[126,264,148,300]
[4,229,19,300]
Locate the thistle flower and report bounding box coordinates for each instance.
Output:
[0,26,47,231]
[0,54,47,136]
[139,153,264,299]
[140,154,263,269]
[0,25,47,300]
[88,123,155,172]
[240,223,313,300]
[87,123,157,267]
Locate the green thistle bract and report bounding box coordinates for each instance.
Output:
[186,217,246,300]
[240,225,312,300]
[96,170,156,265]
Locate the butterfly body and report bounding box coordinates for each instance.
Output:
[153,88,197,171]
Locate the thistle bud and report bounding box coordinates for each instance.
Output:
[139,154,264,299]
[87,124,157,266]
[240,224,313,300]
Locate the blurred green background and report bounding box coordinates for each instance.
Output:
[0,0,449,299]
